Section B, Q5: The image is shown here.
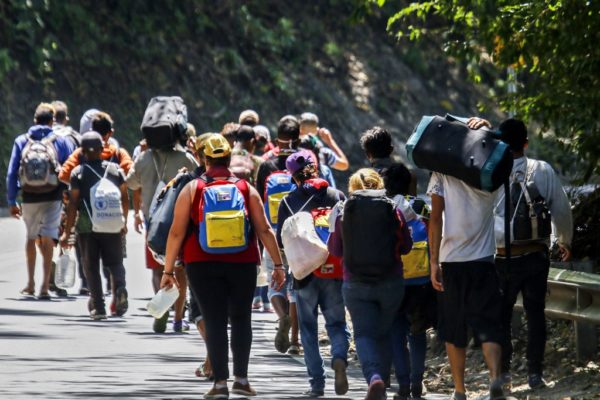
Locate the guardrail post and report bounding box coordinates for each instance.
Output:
[575,287,597,363]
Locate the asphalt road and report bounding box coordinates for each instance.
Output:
[0,217,449,400]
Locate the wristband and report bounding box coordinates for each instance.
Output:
[163,271,175,276]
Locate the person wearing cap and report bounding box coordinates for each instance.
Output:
[6,103,77,300]
[239,109,260,127]
[299,112,349,171]
[60,131,129,320]
[275,150,350,397]
[466,117,572,391]
[160,134,285,398]
[255,115,302,354]
[126,122,198,333]
[253,124,275,156]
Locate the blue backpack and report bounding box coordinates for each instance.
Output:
[263,170,295,228]
[198,176,250,254]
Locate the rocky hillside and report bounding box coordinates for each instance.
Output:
[0,1,498,203]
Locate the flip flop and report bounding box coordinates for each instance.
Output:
[37,292,51,300]
[20,288,35,297]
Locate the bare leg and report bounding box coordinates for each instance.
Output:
[289,302,299,345]
[481,342,502,379]
[38,236,54,294]
[174,268,187,322]
[446,342,467,394]
[25,239,37,291]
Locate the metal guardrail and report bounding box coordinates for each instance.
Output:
[513,263,600,362]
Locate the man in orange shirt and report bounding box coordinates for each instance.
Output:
[59,112,133,183]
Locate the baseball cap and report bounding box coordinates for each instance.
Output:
[286,150,315,175]
[300,112,319,125]
[80,131,104,152]
[203,134,231,158]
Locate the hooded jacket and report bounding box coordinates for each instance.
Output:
[6,125,76,205]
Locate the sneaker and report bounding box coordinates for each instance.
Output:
[153,310,169,333]
[274,315,291,353]
[114,287,128,317]
[393,384,410,400]
[90,309,108,320]
[450,391,467,400]
[204,385,229,399]
[173,319,190,332]
[366,379,386,400]
[231,381,257,396]
[303,388,325,397]
[287,343,301,355]
[333,358,348,395]
[528,373,548,390]
[490,377,505,399]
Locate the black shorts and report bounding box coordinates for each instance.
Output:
[438,260,503,348]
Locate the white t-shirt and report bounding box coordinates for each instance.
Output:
[427,172,497,263]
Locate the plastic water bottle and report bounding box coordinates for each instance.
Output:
[147,286,179,318]
[55,249,76,289]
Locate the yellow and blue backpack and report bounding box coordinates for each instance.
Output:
[198,176,250,254]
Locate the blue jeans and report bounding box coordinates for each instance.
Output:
[343,277,405,383]
[296,277,350,391]
[391,313,427,386]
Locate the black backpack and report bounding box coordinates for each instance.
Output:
[141,96,188,149]
[342,192,400,282]
[508,160,552,244]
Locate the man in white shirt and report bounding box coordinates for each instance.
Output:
[427,120,504,400]
[493,118,573,390]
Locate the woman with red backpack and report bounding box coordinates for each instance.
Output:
[160,135,285,399]
[275,150,350,397]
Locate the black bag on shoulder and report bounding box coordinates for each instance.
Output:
[141,96,188,149]
[342,192,399,282]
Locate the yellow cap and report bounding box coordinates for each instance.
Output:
[203,134,231,158]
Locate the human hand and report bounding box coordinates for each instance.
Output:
[430,261,444,292]
[270,268,286,291]
[558,244,572,262]
[466,117,492,130]
[59,232,71,249]
[10,205,21,219]
[134,213,144,234]
[160,272,179,290]
[317,127,333,146]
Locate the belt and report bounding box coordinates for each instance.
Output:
[496,242,548,257]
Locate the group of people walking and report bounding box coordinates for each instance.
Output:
[7,101,573,400]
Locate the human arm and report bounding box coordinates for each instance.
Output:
[60,188,80,248]
[59,149,82,184]
[247,185,285,290]
[317,128,349,171]
[159,181,194,290]
[428,194,444,291]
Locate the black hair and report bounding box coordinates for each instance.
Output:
[91,112,114,136]
[360,126,393,159]
[34,103,55,125]
[499,118,528,152]
[51,101,68,123]
[277,117,300,141]
[205,155,231,168]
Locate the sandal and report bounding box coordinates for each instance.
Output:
[37,292,51,300]
[20,288,35,297]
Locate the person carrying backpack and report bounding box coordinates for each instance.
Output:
[160,134,285,398]
[485,118,573,391]
[59,131,129,319]
[328,168,413,400]
[275,150,350,397]
[255,115,301,354]
[6,103,77,299]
